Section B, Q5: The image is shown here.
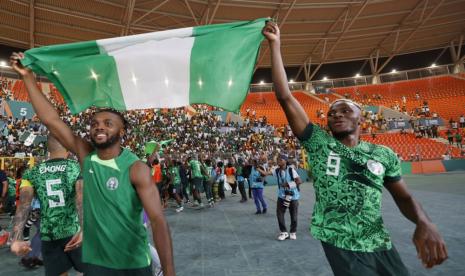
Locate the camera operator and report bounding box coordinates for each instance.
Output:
[264,154,302,240]
[250,159,268,215]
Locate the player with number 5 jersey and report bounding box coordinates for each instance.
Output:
[10,135,85,276]
[21,158,81,240]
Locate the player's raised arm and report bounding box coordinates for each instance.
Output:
[262,21,309,138]
[9,52,92,162]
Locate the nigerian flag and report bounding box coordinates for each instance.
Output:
[21,18,266,114]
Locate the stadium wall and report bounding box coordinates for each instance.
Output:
[401,160,465,175]
[263,162,465,187]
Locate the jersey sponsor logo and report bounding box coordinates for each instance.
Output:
[367,160,385,176]
[39,164,67,174]
[106,177,119,190]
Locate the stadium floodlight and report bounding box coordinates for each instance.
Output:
[259,80,264,85]
[289,79,294,83]
[355,73,361,78]
[391,69,397,73]
[322,76,328,81]
[430,63,437,68]
[0,60,8,67]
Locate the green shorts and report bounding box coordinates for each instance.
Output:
[321,241,409,276]
[83,263,152,276]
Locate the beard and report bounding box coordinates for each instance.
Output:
[329,125,357,140]
[90,133,121,149]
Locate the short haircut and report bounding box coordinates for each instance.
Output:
[93,108,128,128]
[329,99,362,111]
[47,134,66,153]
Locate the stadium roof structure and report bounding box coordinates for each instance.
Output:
[1,0,465,80]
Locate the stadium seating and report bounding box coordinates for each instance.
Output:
[241,91,328,126]
[333,76,465,120]
[361,133,461,160]
[49,84,65,105]
[314,93,341,103]
[9,78,65,104]
[11,79,29,102]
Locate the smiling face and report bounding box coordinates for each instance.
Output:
[89,111,125,150]
[327,100,362,140]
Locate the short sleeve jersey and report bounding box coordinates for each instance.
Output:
[299,124,401,252]
[21,158,81,241]
[8,177,16,197]
[189,160,203,178]
[169,166,181,186]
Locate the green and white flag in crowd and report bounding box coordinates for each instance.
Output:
[144,139,174,155]
[20,131,47,146]
[21,18,267,114]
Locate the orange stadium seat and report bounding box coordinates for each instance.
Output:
[361,133,461,160]
[241,91,328,126]
[333,76,465,121]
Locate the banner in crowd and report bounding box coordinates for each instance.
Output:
[6,100,35,120]
[21,18,267,114]
[19,131,47,146]
[144,139,175,155]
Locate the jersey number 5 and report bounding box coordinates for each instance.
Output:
[46,179,65,208]
[326,151,341,176]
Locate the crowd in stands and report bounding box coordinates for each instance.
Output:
[1,83,303,169]
[2,75,465,166]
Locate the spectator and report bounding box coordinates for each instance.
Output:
[455,132,462,149]
[446,130,454,145]
[0,169,10,245]
[442,151,451,160]
[431,124,438,138]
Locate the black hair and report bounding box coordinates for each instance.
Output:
[16,165,27,179]
[93,108,128,128]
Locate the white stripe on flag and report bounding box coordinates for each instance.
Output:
[97,27,193,52]
[105,37,195,109]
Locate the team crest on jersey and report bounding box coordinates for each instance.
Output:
[106,177,119,190]
[367,160,385,176]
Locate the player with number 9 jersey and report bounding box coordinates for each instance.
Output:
[21,158,81,241]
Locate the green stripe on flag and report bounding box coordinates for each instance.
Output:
[189,18,266,112]
[22,41,126,113]
[21,19,267,114]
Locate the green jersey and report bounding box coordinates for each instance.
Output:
[7,177,16,197]
[82,149,150,269]
[300,124,401,252]
[169,166,181,186]
[21,159,81,241]
[189,159,203,178]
